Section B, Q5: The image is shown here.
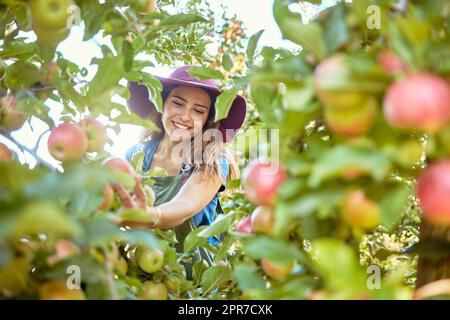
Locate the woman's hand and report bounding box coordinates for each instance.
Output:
[111,176,158,228]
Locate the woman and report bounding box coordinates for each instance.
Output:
[115,66,246,272]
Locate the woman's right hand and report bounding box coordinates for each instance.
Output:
[111,176,158,228]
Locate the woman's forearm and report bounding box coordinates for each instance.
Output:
[150,200,196,229]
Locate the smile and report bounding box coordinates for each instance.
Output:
[172,121,191,130]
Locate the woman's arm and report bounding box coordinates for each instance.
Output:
[112,172,224,229]
[154,171,223,228]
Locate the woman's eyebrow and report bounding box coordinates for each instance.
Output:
[172,95,208,109]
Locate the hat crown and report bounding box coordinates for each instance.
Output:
[169,65,217,88]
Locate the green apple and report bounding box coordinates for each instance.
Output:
[324,98,376,137]
[138,281,167,300]
[39,280,86,300]
[30,0,74,29]
[137,247,164,273]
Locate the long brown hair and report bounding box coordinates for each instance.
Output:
[140,85,239,185]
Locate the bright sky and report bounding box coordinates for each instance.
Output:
[0,0,331,170]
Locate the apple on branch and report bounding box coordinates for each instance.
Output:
[383,73,450,133]
[0,143,13,163]
[136,246,164,274]
[235,216,253,234]
[79,117,108,153]
[314,54,368,109]
[48,123,88,162]
[416,160,450,227]
[0,95,27,132]
[242,159,288,206]
[251,206,274,235]
[138,281,167,300]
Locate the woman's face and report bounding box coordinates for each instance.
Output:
[161,85,212,141]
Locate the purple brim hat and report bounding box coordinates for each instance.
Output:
[127,65,247,143]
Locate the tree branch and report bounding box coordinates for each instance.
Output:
[0,126,58,171]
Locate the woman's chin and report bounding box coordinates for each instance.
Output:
[168,130,192,141]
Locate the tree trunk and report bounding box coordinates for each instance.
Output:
[415,221,450,288]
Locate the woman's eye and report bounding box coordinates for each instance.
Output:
[194,109,205,114]
[173,101,183,106]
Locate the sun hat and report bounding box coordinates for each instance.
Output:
[127,65,247,143]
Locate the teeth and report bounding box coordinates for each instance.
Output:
[173,121,190,130]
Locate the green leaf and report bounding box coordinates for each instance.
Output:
[380,186,411,229]
[44,254,106,284]
[243,236,308,264]
[214,88,238,122]
[233,263,266,291]
[12,201,80,240]
[273,0,325,58]
[222,53,234,72]
[159,13,208,29]
[116,209,154,223]
[140,73,164,113]
[200,266,231,292]
[275,189,346,237]
[311,239,367,293]
[122,229,160,249]
[197,211,241,238]
[246,30,264,67]
[81,218,123,246]
[184,226,209,253]
[1,40,37,59]
[86,55,125,107]
[308,145,391,188]
[323,4,349,53]
[187,66,224,80]
[192,260,209,284]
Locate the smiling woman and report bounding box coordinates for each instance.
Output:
[120,66,246,277]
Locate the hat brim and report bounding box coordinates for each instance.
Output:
[127,77,247,143]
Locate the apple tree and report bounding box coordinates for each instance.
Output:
[0,0,248,299]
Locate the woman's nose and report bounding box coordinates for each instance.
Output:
[179,108,191,122]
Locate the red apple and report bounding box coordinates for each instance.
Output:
[342,190,380,230]
[236,216,253,234]
[0,143,13,162]
[38,280,86,300]
[324,98,377,137]
[242,159,288,206]
[79,117,107,152]
[383,73,450,132]
[41,61,61,85]
[378,50,407,74]
[136,246,164,274]
[0,96,27,131]
[314,54,368,109]
[47,239,80,265]
[251,206,274,235]
[416,160,450,226]
[98,183,114,211]
[48,123,88,162]
[261,258,294,280]
[103,157,136,177]
[138,281,167,300]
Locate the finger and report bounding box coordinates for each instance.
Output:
[112,183,134,209]
[133,176,147,209]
